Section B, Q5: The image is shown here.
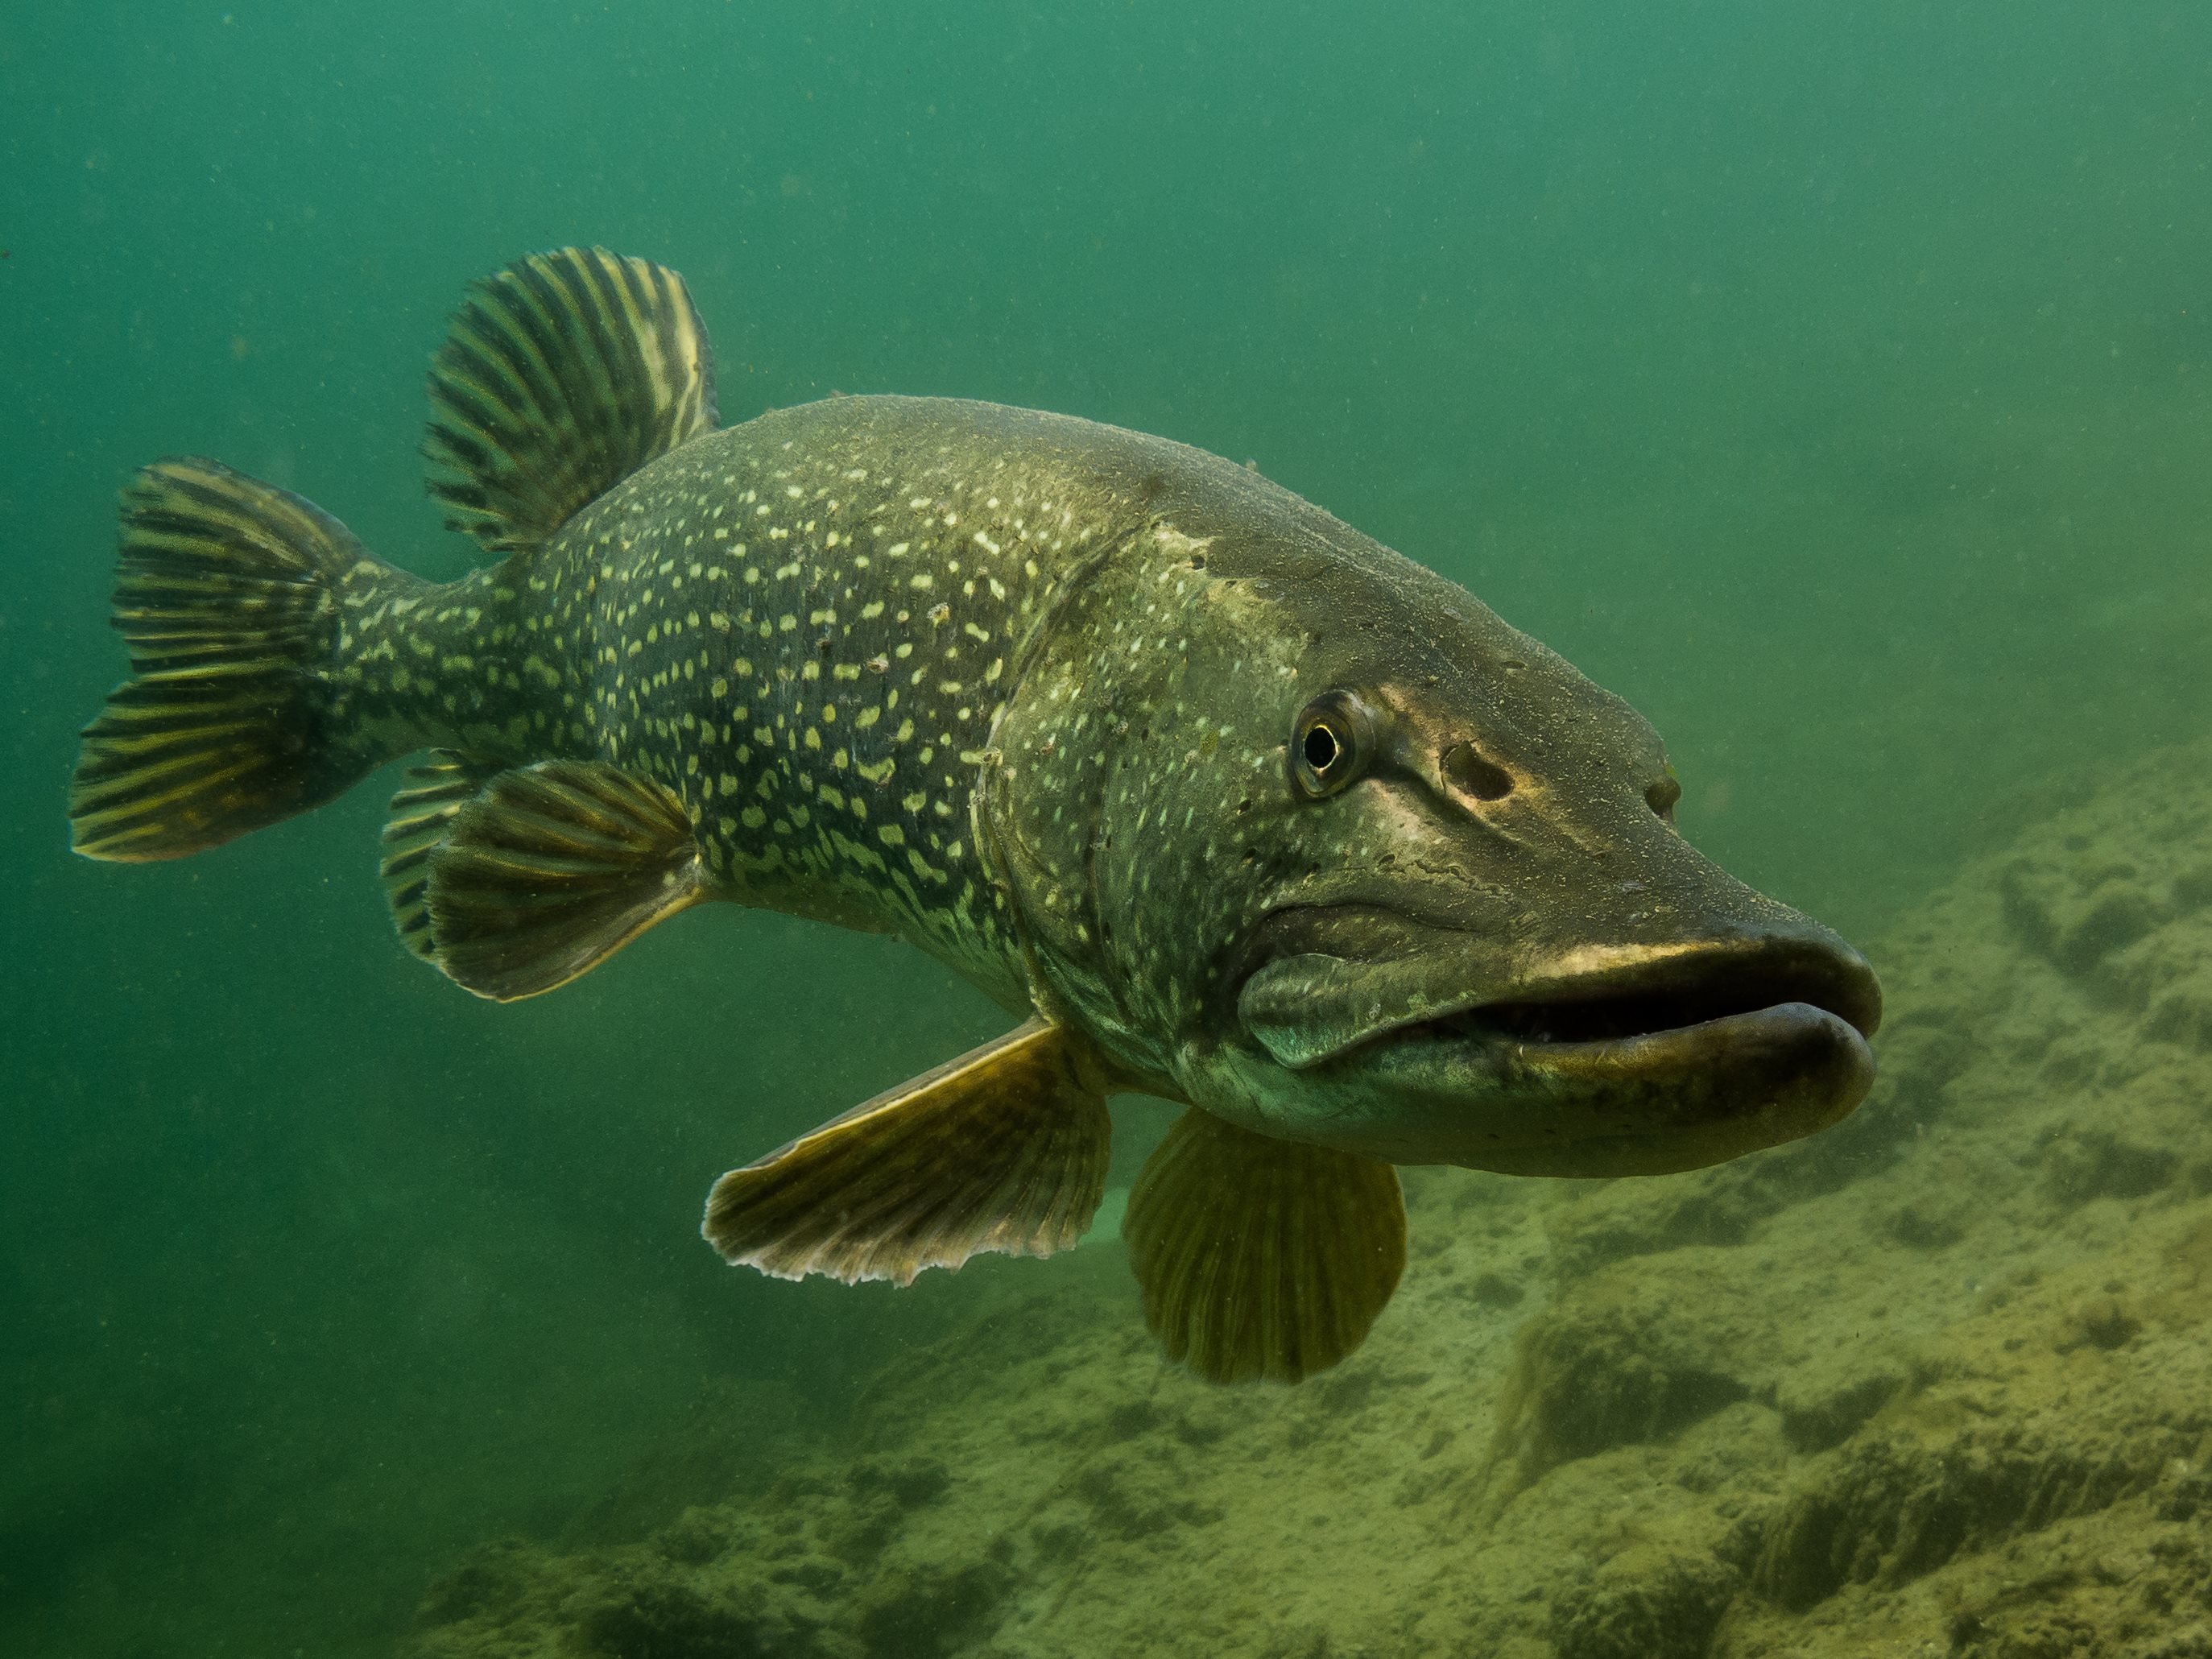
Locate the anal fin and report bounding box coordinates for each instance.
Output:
[1125,1109,1406,1384]
[421,759,713,1000]
[703,1019,1112,1287]
[379,749,501,962]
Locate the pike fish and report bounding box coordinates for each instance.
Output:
[70,249,1881,1382]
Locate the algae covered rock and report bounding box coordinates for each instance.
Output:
[1548,1542,1738,1659]
[1484,1256,1755,1490]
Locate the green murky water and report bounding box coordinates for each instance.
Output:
[5,3,2208,1653]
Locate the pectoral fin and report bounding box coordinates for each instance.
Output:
[1124,1109,1406,1384]
[702,1019,1112,1287]
[419,759,713,1000]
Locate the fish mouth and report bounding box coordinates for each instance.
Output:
[1381,937,1881,1055]
[1234,914,1883,1175]
[1237,916,1881,1067]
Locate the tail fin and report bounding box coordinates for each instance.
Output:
[69,458,399,861]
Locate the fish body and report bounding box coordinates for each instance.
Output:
[72,250,1880,1383]
[345,395,1188,1007]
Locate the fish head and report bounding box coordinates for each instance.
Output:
[989,511,1879,1178]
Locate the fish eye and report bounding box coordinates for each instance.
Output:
[1291,691,1373,799]
[1646,768,1681,822]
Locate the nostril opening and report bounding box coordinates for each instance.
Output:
[1646,774,1681,821]
[1442,743,1514,801]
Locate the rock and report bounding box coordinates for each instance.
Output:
[2040,1130,2177,1206]
[1486,1260,1754,1492]
[414,1540,540,1630]
[1748,1333,2200,1617]
[1550,1544,1738,1659]
[852,1558,1010,1659]
[2000,857,2165,978]
[571,1576,747,1658]
[1773,1351,1912,1454]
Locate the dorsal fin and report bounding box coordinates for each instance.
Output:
[424,247,718,557]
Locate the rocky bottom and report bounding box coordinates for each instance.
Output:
[408,738,2212,1659]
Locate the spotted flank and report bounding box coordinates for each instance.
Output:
[72,247,1883,1388]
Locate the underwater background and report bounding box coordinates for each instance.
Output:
[4,3,2209,1655]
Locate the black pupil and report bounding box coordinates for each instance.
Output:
[1303,723,1340,772]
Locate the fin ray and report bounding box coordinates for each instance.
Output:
[702,1020,1112,1287]
[1124,1109,1406,1384]
[379,751,502,962]
[424,247,717,557]
[416,759,711,999]
[69,460,398,862]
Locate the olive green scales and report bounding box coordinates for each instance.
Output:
[70,249,1881,1384]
